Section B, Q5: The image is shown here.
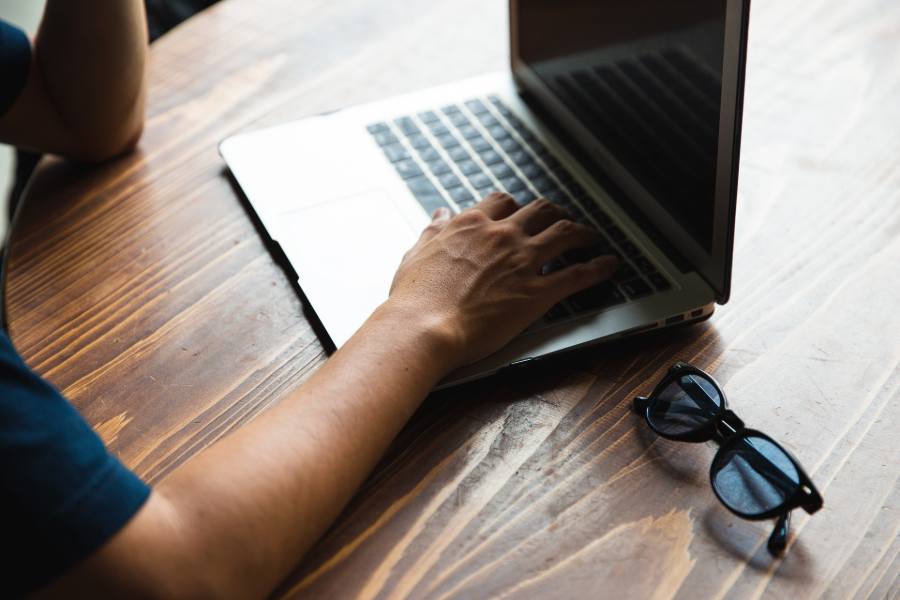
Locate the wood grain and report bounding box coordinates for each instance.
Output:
[5,0,899,598]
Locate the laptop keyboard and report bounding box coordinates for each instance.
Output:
[366,96,672,326]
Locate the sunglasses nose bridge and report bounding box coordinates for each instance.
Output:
[720,409,745,434]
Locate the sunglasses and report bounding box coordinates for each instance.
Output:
[633,362,823,555]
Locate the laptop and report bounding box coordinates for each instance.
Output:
[220,0,750,387]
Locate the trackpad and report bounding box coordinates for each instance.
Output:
[272,190,421,346]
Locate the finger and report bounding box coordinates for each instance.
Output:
[418,206,452,242]
[529,218,602,264]
[541,255,619,299]
[476,192,520,220]
[507,198,569,235]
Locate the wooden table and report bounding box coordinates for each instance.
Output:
[6,0,899,597]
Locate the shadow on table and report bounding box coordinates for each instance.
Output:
[700,505,814,577]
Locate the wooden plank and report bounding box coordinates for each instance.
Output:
[5,0,898,597]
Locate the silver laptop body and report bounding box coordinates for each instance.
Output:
[221,0,750,386]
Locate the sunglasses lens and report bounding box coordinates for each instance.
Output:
[647,373,722,435]
[712,434,800,516]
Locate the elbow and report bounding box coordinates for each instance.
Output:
[71,117,145,163]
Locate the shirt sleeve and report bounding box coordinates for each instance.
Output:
[0,19,31,117]
[0,332,151,596]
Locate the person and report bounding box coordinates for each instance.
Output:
[0,3,618,597]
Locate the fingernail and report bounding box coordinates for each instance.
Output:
[432,207,450,221]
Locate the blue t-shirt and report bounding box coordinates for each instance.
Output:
[1,20,151,596]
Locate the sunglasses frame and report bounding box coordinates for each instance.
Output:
[633,362,823,553]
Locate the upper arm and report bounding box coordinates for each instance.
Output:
[33,492,212,600]
[0,21,83,158]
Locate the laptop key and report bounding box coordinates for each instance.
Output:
[394,117,419,135]
[544,189,569,204]
[532,175,556,194]
[613,262,638,281]
[554,167,575,184]
[418,111,440,123]
[499,138,523,154]
[501,176,526,193]
[406,176,439,196]
[588,206,612,226]
[468,172,492,189]
[427,159,452,176]
[489,163,514,179]
[459,125,481,140]
[382,144,410,163]
[407,134,432,150]
[449,112,470,127]
[448,146,471,162]
[479,150,504,165]
[394,159,423,179]
[620,278,652,299]
[427,122,449,136]
[406,178,451,213]
[457,160,483,176]
[436,133,460,149]
[520,163,547,180]
[465,99,489,114]
[449,187,476,205]
[469,136,492,152]
[374,131,399,146]
[475,185,495,198]
[367,122,390,134]
[513,189,537,204]
[508,150,532,167]
[634,256,655,273]
[479,113,501,127]
[419,193,453,215]
[439,173,462,189]
[442,104,461,115]
[487,125,510,139]
[541,154,561,169]
[606,225,627,242]
[418,146,440,162]
[619,240,642,258]
[529,139,549,155]
[567,181,587,198]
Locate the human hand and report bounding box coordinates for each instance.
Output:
[387,193,618,369]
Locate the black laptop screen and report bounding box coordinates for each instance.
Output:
[515,1,728,254]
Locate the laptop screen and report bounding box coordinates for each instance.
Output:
[511,0,749,302]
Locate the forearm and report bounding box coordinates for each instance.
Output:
[35,0,147,158]
[39,194,613,598]
[56,302,458,598]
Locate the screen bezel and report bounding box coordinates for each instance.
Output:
[510,0,751,303]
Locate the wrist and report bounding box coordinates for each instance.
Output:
[370,299,464,376]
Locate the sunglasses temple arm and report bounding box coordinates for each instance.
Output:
[767,511,791,555]
[632,396,651,415]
